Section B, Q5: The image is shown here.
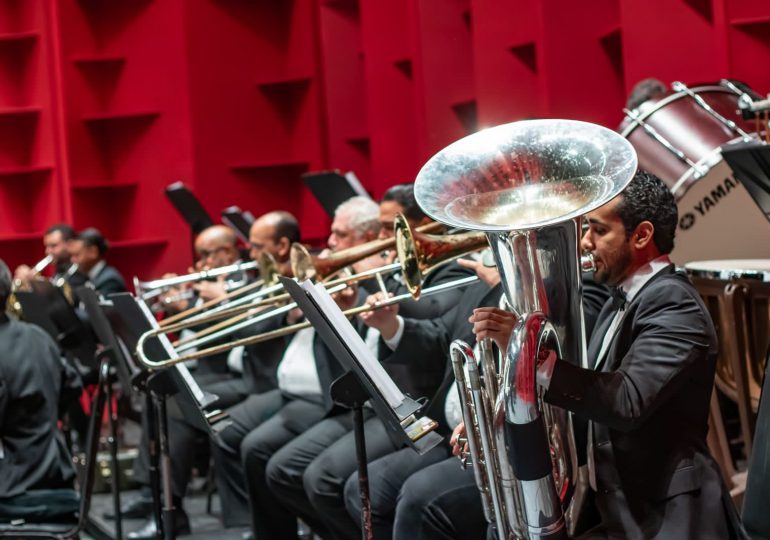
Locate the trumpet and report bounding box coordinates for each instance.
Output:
[7,255,54,316]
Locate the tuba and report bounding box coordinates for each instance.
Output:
[414,119,637,539]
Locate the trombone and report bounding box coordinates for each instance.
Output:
[134,259,261,303]
[135,216,489,370]
[137,274,481,369]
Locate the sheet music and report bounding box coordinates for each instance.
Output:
[300,280,405,408]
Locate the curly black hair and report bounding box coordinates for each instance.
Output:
[615,170,677,254]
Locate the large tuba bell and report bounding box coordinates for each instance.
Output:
[414,119,637,539]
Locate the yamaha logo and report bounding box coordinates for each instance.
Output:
[678,176,740,231]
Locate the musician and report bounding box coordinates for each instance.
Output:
[210,196,382,539]
[472,171,747,539]
[263,185,476,540]
[123,218,298,539]
[342,268,609,540]
[0,259,83,520]
[68,228,127,295]
[13,224,77,287]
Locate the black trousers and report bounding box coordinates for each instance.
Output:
[211,389,327,537]
[266,412,399,540]
[133,374,249,502]
[390,456,486,540]
[343,444,451,539]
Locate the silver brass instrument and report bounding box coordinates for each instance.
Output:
[415,119,637,539]
[133,259,260,302]
[7,255,54,316]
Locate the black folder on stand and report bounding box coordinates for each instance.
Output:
[17,282,97,370]
[221,206,255,244]
[302,170,371,218]
[164,181,215,236]
[78,287,140,398]
[108,293,229,434]
[279,276,442,454]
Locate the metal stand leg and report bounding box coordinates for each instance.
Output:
[156,396,177,540]
[146,394,164,540]
[353,406,373,540]
[105,368,123,540]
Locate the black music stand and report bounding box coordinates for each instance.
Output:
[165,181,215,261]
[221,206,255,244]
[722,141,770,225]
[302,170,371,218]
[76,286,128,540]
[280,277,443,539]
[16,282,97,371]
[107,293,229,540]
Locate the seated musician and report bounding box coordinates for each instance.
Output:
[13,224,81,289]
[342,265,608,540]
[121,217,299,539]
[209,196,384,539]
[68,228,127,296]
[470,171,747,539]
[0,260,83,522]
[262,184,475,540]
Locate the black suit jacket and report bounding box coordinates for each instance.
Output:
[91,263,127,296]
[0,315,82,499]
[546,265,745,539]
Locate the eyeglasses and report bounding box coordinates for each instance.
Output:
[197,246,229,260]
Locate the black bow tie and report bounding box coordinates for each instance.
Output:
[610,286,627,311]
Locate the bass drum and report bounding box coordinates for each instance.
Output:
[619,80,770,265]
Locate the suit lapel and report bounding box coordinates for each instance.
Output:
[600,264,678,372]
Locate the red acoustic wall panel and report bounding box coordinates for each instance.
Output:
[0,0,769,284]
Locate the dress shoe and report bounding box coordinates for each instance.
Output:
[103,496,153,520]
[127,509,191,540]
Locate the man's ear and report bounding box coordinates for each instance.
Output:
[633,221,655,249]
[277,237,291,258]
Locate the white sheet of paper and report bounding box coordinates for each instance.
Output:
[300,280,405,408]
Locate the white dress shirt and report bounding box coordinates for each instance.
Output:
[537,254,672,389]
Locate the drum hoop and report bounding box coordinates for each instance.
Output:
[669,134,763,198]
[685,265,770,282]
[620,86,737,138]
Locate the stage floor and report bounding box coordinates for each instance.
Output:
[85,489,249,540]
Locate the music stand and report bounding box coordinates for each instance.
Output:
[17,281,97,370]
[722,141,770,226]
[76,287,128,540]
[302,170,371,218]
[107,293,229,540]
[280,276,442,539]
[221,206,255,244]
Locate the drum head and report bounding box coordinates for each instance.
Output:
[671,159,770,265]
[684,258,770,281]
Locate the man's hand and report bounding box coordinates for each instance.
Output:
[457,258,500,288]
[13,265,34,289]
[469,307,517,353]
[450,421,469,457]
[360,292,399,339]
[332,282,359,312]
[158,273,189,313]
[193,276,227,302]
